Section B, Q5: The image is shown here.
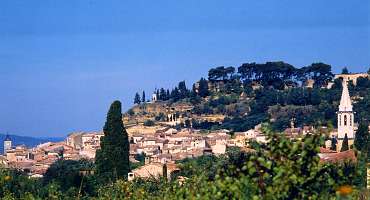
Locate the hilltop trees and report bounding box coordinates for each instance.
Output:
[342,67,349,74]
[178,81,190,99]
[300,63,334,88]
[134,93,141,104]
[142,91,146,103]
[96,101,130,181]
[129,61,369,132]
[208,66,235,81]
[238,62,296,89]
[170,87,180,102]
[198,78,209,98]
[237,61,333,89]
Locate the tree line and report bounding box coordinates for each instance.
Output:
[210,61,334,89]
[132,61,351,104]
[134,78,209,104]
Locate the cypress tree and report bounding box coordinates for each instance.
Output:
[162,163,168,180]
[96,101,130,181]
[160,88,166,101]
[178,81,188,99]
[198,78,209,98]
[166,89,170,100]
[340,134,349,152]
[341,67,349,74]
[134,92,141,104]
[354,122,369,152]
[330,137,337,151]
[142,91,146,103]
[171,87,180,102]
[156,89,160,100]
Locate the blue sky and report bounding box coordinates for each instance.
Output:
[0,0,369,137]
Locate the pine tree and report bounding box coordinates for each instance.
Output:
[354,122,369,152]
[198,78,209,98]
[156,89,160,100]
[134,92,141,104]
[166,89,170,100]
[142,91,146,103]
[192,84,197,95]
[160,88,166,101]
[340,134,349,152]
[96,101,130,181]
[330,137,337,151]
[341,67,349,74]
[178,81,189,99]
[171,87,180,102]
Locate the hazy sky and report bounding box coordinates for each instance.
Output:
[0,0,369,137]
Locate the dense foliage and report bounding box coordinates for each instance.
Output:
[95,101,130,181]
[43,159,95,193]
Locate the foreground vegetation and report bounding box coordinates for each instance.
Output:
[0,124,368,199]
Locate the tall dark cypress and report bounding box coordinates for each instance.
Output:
[142,91,146,103]
[96,101,130,181]
[340,134,349,152]
[198,78,209,97]
[354,122,369,152]
[134,92,141,104]
[330,137,337,151]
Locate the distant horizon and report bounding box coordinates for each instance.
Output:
[1,0,369,137]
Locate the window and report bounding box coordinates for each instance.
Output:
[350,115,352,126]
[344,115,347,126]
[339,114,341,126]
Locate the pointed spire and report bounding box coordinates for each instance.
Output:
[4,132,11,141]
[339,80,352,112]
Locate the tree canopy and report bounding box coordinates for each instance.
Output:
[96,101,130,181]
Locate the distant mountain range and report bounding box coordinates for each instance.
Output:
[0,134,63,154]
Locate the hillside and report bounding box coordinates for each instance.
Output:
[126,62,370,133]
[0,134,63,154]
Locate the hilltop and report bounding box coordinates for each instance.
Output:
[126,62,370,134]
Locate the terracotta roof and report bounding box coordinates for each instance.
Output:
[319,150,357,163]
[319,147,337,154]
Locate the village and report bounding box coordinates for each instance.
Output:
[0,72,368,181]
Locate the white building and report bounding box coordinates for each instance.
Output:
[152,92,158,102]
[3,134,12,155]
[336,79,355,151]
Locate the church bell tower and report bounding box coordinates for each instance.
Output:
[3,134,12,155]
[337,79,354,142]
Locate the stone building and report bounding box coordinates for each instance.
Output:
[334,73,369,86]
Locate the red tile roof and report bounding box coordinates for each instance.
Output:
[319,150,357,163]
[319,147,337,154]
